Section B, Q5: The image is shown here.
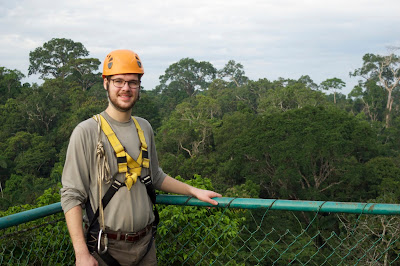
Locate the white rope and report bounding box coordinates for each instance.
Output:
[94,115,111,232]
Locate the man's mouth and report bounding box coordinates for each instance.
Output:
[119,94,132,100]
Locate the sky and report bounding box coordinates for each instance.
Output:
[1,0,399,95]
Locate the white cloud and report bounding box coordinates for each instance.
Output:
[0,0,399,92]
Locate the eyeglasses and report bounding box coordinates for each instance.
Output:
[110,79,140,89]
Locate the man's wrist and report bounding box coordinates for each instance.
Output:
[74,241,90,257]
[187,185,198,197]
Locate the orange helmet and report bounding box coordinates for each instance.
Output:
[102,49,144,78]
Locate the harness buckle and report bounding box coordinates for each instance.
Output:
[141,175,152,186]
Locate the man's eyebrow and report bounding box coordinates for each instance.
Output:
[114,78,139,82]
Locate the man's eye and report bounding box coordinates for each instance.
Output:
[128,81,139,86]
[114,80,124,85]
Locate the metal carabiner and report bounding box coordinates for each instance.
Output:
[97,229,108,254]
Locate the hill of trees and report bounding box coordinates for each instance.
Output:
[1,38,400,211]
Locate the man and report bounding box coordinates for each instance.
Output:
[61,49,221,266]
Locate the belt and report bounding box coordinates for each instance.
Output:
[103,223,153,242]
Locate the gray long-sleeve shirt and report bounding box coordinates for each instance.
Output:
[60,111,166,232]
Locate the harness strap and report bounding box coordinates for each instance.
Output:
[140,175,159,226]
[131,118,150,168]
[95,115,149,190]
[88,179,125,230]
[87,176,159,234]
[98,252,121,266]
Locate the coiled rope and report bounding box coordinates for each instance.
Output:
[93,114,111,232]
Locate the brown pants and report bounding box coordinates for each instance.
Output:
[92,230,157,266]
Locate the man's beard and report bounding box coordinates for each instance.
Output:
[107,90,138,112]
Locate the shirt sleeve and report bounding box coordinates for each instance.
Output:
[60,124,93,214]
[143,119,167,190]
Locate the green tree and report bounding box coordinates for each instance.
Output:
[157,96,221,178]
[20,81,68,134]
[67,58,101,91]
[212,111,256,188]
[132,90,162,130]
[258,81,327,114]
[215,106,377,201]
[157,58,217,97]
[217,60,249,87]
[208,78,271,115]
[350,52,400,128]
[320,77,346,104]
[158,96,221,157]
[2,174,55,206]
[28,38,91,80]
[2,131,57,177]
[348,81,386,122]
[0,98,28,141]
[0,67,26,103]
[364,157,400,199]
[298,75,318,90]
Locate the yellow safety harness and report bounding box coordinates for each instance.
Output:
[88,114,158,258]
[94,114,150,190]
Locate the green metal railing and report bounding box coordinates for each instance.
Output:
[1,195,400,265]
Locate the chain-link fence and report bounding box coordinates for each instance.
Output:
[1,196,400,265]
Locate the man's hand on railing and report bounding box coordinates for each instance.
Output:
[160,175,222,206]
[190,187,222,206]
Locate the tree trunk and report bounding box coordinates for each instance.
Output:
[385,89,393,128]
[334,91,336,104]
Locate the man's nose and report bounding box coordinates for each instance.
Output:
[121,81,130,90]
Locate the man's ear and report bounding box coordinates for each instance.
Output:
[103,77,108,91]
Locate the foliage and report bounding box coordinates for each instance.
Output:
[0,183,61,217]
[215,106,378,201]
[364,157,400,199]
[348,80,386,122]
[2,131,56,177]
[66,58,102,91]
[224,180,260,198]
[350,51,400,128]
[258,82,327,113]
[0,67,26,104]
[0,183,72,265]
[28,38,90,79]
[320,77,346,104]
[1,39,400,255]
[0,174,56,209]
[157,175,245,264]
[217,60,249,87]
[157,57,217,97]
[133,90,162,129]
[337,193,400,265]
[4,36,400,266]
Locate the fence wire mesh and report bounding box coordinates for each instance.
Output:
[1,198,400,265]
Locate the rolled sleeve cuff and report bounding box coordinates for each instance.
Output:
[60,188,87,214]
